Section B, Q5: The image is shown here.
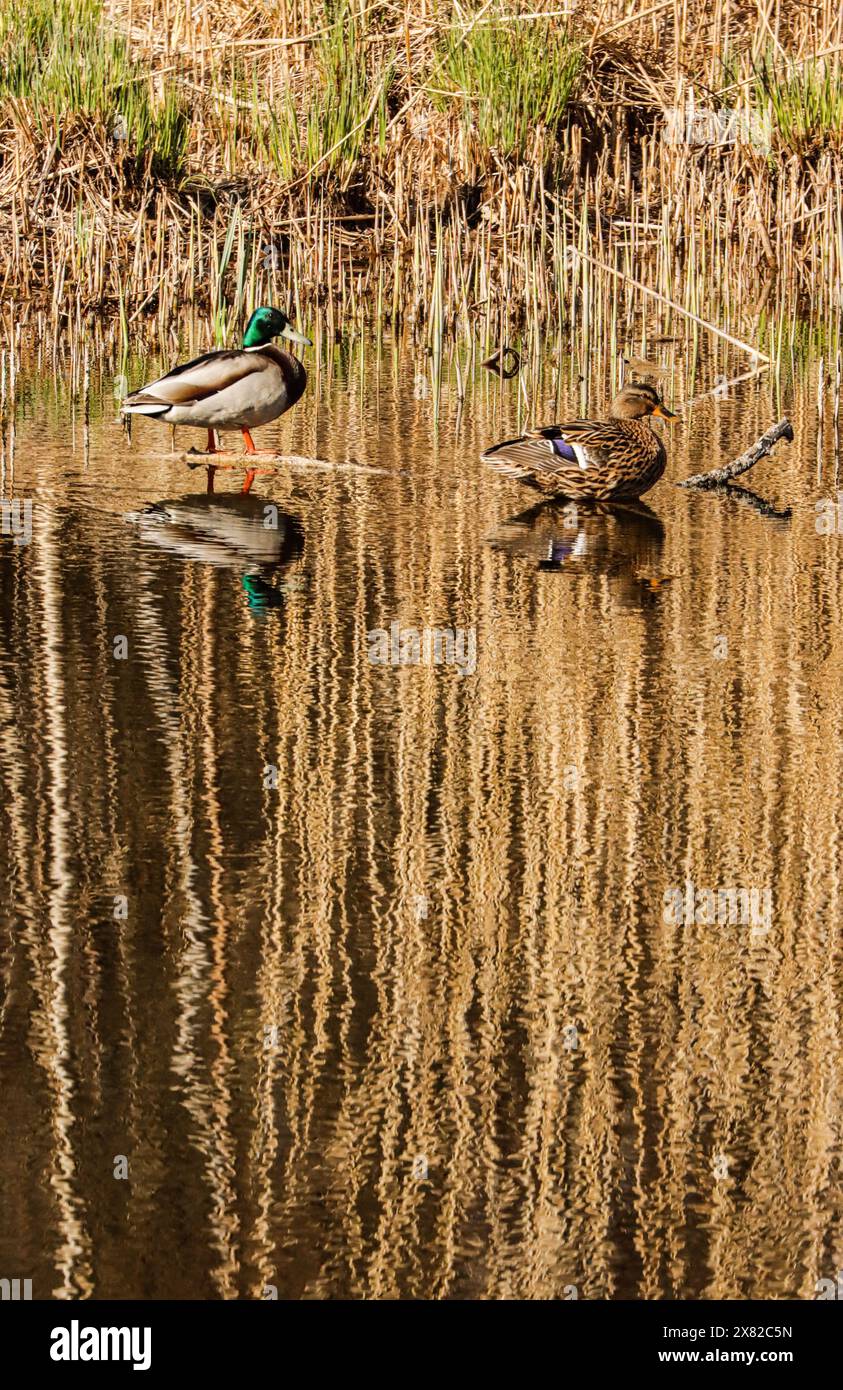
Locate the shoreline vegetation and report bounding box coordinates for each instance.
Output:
[0,0,841,364]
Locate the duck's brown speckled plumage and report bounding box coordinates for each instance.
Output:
[482,383,675,501]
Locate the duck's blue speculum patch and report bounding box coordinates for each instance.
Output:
[551,437,578,463]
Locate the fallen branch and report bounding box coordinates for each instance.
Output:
[176,451,394,477]
[678,419,793,490]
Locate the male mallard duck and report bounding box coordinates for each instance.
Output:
[122,306,311,492]
[481,383,676,501]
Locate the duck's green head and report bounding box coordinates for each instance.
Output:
[243,306,312,349]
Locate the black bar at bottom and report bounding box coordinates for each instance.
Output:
[2,1296,833,1377]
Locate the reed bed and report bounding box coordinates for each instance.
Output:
[0,0,842,355]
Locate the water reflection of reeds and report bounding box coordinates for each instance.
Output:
[0,341,842,1300]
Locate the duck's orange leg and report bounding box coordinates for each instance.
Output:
[206,428,219,453]
[240,428,277,488]
[207,465,217,494]
[241,429,259,492]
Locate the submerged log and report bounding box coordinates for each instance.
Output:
[679,419,793,489]
[175,451,393,477]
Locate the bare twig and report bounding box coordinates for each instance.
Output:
[481,347,521,379]
[678,419,794,489]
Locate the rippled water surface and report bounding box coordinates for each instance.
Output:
[1,337,841,1299]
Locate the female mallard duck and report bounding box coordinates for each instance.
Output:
[481,383,676,501]
[122,306,311,491]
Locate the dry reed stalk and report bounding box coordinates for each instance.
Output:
[0,0,840,356]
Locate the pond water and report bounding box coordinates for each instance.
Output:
[0,334,841,1299]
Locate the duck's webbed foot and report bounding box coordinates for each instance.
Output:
[240,428,278,459]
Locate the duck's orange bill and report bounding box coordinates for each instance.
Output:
[652,404,677,418]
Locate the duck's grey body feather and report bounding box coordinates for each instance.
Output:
[122,345,306,430]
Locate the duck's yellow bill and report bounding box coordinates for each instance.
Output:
[652,404,677,418]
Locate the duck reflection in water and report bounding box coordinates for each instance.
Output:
[126,492,305,612]
[487,497,670,607]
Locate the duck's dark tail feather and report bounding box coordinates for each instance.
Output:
[121,392,172,416]
[482,433,573,478]
[480,436,537,478]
